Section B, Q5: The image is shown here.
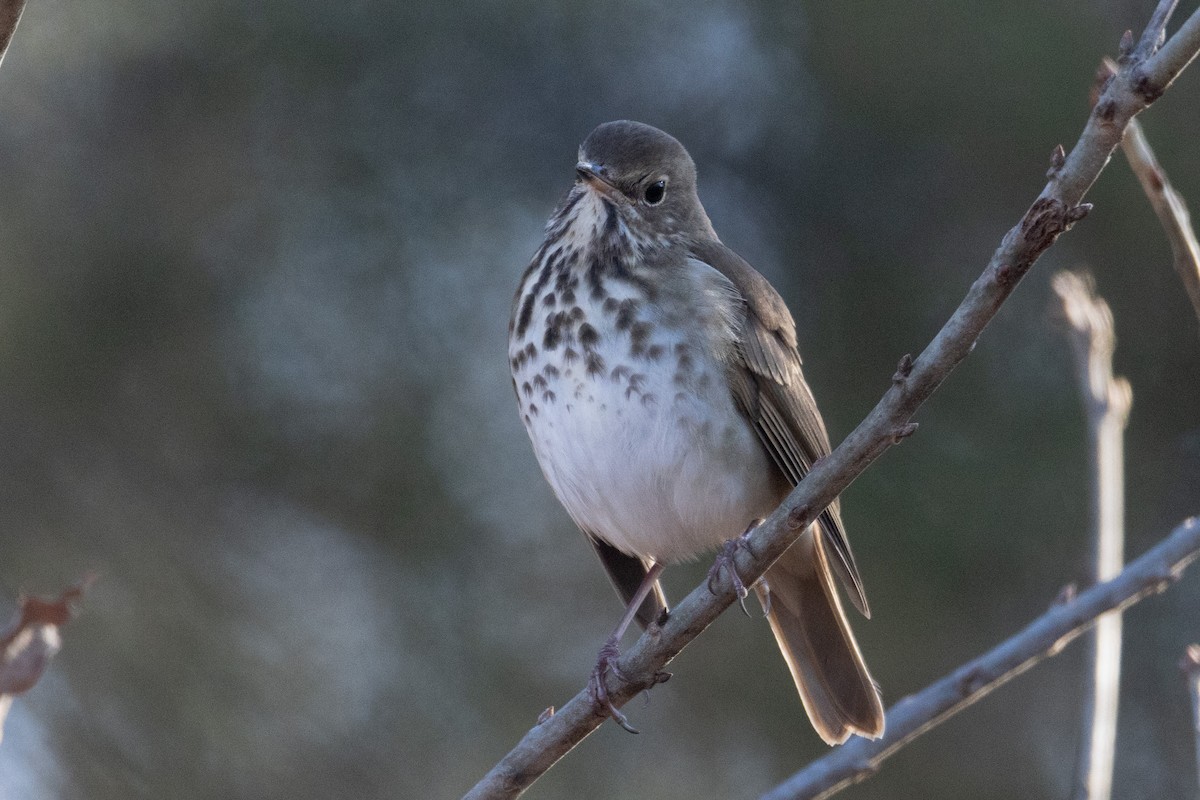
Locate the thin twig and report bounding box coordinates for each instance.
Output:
[1135,0,1179,61]
[466,5,1200,798]
[1054,271,1132,800]
[758,518,1200,800]
[1096,58,1200,330]
[1124,120,1200,327]
[0,0,31,748]
[0,696,11,747]
[0,576,94,746]
[1137,4,1200,93]
[1182,645,1200,789]
[0,0,27,71]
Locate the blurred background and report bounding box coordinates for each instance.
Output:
[0,0,1198,797]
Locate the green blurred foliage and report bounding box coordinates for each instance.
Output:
[0,0,1197,798]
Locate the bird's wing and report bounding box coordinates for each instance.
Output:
[688,239,870,617]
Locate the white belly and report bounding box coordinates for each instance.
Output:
[511,275,780,563]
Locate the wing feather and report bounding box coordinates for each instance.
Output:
[688,239,870,617]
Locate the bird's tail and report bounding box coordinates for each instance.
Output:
[759,527,885,745]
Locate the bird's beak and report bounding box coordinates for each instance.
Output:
[576,161,623,202]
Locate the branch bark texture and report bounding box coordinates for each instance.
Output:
[466,4,1200,798]
[1053,271,1132,800]
[0,0,27,70]
[1094,56,1200,330]
[1122,119,1200,327]
[758,518,1200,800]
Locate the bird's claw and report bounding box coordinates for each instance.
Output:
[589,637,639,733]
[707,524,761,616]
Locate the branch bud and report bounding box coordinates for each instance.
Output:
[891,422,919,443]
[1118,29,1135,62]
[1046,144,1066,177]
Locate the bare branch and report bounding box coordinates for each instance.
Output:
[758,518,1200,800]
[1137,4,1200,96]
[1124,120,1200,327]
[1182,644,1200,788]
[1134,0,1179,61]
[0,576,93,746]
[0,0,28,71]
[1097,58,1200,330]
[1054,272,1132,800]
[466,8,1200,799]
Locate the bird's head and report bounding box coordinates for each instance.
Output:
[574,120,713,239]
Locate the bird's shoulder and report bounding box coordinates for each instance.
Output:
[685,237,805,395]
[686,238,799,355]
[685,236,871,616]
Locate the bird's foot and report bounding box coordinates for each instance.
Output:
[706,520,762,616]
[588,635,638,733]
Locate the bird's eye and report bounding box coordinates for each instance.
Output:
[644,179,667,205]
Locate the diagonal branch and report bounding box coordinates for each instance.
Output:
[1108,61,1200,329]
[1094,57,1200,329]
[1137,4,1200,93]
[1135,0,1180,60]
[465,4,1200,798]
[1122,118,1200,328]
[0,0,27,71]
[758,518,1200,800]
[1053,272,1132,800]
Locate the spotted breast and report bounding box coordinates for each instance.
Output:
[508,120,884,746]
[509,185,782,564]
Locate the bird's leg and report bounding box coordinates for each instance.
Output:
[589,561,665,733]
[706,519,764,617]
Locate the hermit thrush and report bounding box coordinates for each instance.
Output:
[508,120,884,744]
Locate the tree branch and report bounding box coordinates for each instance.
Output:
[1135,0,1180,61]
[1100,57,1200,330]
[1093,56,1200,329]
[466,4,1200,798]
[0,577,93,746]
[757,518,1200,800]
[1182,644,1200,789]
[0,0,27,71]
[1138,3,1200,93]
[1053,271,1132,800]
